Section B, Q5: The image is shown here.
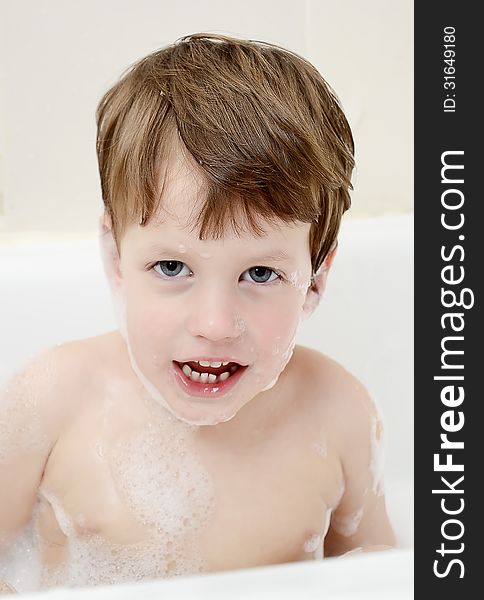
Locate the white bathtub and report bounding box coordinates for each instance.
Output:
[0,214,413,598]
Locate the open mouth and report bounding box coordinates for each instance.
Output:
[172,360,248,397]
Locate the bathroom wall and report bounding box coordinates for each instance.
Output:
[0,0,413,241]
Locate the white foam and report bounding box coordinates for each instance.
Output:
[42,530,203,588]
[110,423,214,538]
[332,507,364,537]
[0,504,42,594]
[303,533,322,554]
[322,508,333,539]
[370,416,386,496]
[235,316,247,333]
[303,508,332,560]
[287,269,309,295]
[261,315,302,393]
[341,546,364,557]
[27,417,216,589]
[312,439,327,458]
[125,338,175,420]
[111,290,128,340]
[38,490,74,537]
[0,370,50,463]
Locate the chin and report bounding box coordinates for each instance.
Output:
[164,366,250,425]
[165,401,242,427]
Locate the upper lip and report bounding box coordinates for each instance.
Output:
[175,358,248,366]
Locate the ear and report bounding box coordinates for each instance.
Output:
[99,212,123,290]
[302,242,338,318]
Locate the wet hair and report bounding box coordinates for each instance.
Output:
[96,32,354,274]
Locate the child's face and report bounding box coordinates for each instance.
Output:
[106,150,322,426]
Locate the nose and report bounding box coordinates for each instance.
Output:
[187,283,242,342]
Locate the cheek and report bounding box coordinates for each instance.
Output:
[251,293,302,354]
[124,287,179,352]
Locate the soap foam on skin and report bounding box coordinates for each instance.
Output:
[312,439,327,458]
[369,416,386,496]
[287,269,309,295]
[303,507,332,560]
[110,419,214,537]
[128,339,244,427]
[41,527,206,588]
[259,314,302,393]
[126,340,178,421]
[0,505,42,594]
[332,507,364,537]
[235,315,248,334]
[36,417,215,588]
[111,289,128,341]
[39,491,74,538]
[0,366,51,462]
[303,533,322,554]
[112,289,218,426]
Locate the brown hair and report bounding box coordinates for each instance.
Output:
[96,32,354,275]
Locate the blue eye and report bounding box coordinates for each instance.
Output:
[152,261,281,284]
[153,260,191,278]
[242,267,280,284]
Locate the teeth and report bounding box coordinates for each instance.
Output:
[198,360,223,368]
[180,362,238,384]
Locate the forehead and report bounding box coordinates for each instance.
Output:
[123,145,311,253]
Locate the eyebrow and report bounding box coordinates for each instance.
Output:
[146,244,292,263]
[248,250,292,263]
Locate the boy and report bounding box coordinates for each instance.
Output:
[0,33,395,592]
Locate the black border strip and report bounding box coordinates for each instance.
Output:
[415,2,481,596]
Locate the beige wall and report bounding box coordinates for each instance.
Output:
[0,0,413,241]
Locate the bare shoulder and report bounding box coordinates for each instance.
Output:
[291,346,395,553]
[291,345,374,407]
[1,332,118,429]
[0,346,68,461]
[290,345,381,446]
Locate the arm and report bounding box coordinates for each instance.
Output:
[324,380,396,557]
[0,350,65,592]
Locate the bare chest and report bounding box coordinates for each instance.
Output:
[36,398,340,586]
